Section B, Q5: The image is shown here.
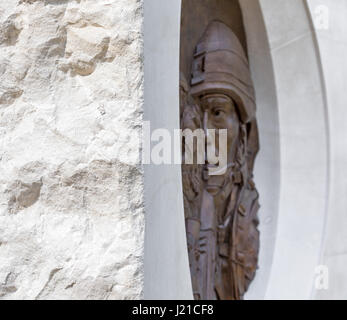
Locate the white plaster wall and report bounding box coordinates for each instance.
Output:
[0,0,144,299]
[258,0,329,300]
[143,0,193,300]
[238,0,330,300]
[239,0,281,300]
[306,0,347,300]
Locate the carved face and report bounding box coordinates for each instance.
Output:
[200,93,240,195]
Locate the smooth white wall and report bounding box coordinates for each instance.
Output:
[306,0,347,300]
[241,0,330,300]
[143,0,193,300]
[239,0,281,300]
[258,0,329,300]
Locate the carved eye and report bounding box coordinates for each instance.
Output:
[213,109,224,117]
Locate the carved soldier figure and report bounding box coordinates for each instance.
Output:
[180,73,204,299]
[182,21,260,300]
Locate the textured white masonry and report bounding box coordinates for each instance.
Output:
[0,0,144,299]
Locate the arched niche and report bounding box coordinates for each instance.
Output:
[144,0,193,300]
[144,0,329,300]
[179,0,276,300]
[241,0,329,300]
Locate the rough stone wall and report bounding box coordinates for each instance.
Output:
[0,0,144,299]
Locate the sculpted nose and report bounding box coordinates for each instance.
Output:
[203,111,211,137]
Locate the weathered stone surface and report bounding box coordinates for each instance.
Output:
[0,0,144,299]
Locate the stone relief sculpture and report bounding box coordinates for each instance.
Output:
[181,21,260,300]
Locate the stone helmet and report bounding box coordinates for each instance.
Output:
[190,20,256,124]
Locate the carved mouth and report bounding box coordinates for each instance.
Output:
[205,184,222,196]
[204,163,229,176]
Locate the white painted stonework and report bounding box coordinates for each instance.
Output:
[0,0,144,299]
